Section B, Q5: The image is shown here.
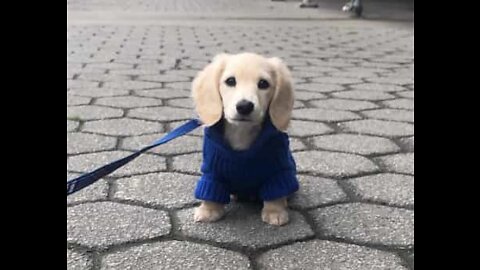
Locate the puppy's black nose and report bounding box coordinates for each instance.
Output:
[236,100,254,115]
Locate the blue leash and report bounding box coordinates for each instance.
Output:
[67,119,202,196]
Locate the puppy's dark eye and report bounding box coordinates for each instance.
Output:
[258,79,270,90]
[225,77,236,87]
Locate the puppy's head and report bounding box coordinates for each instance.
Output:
[192,53,294,131]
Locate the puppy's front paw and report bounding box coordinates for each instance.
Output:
[262,208,289,226]
[194,204,224,223]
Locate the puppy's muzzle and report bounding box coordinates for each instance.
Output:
[236,100,254,115]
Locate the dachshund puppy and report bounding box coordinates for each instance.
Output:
[191,53,297,226]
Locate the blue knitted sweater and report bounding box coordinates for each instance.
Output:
[194,117,299,204]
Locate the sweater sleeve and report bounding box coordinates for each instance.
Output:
[259,170,299,201]
[194,174,231,204]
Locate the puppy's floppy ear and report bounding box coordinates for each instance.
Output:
[268,57,294,131]
[192,53,230,126]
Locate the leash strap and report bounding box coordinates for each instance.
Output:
[67,119,202,196]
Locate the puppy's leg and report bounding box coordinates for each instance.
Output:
[194,201,225,222]
[262,197,289,226]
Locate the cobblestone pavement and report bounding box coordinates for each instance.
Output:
[67,0,413,269]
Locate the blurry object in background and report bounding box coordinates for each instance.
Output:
[343,0,363,17]
[299,0,319,8]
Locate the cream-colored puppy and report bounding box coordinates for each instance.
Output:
[191,52,294,226]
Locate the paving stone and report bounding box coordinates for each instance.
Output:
[164,82,192,91]
[257,240,407,270]
[67,95,92,106]
[69,88,130,97]
[67,80,100,89]
[310,77,363,85]
[293,100,305,109]
[76,73,131,82]
[101,240,250,270]
[138,74,191,83]
[67,151,167,177]
[176,205,314,249]
[104,81,163,90]
[122,133,202,155]
[289,137,306,151]
[293,91,327,101]
[363,109,413,123]
[114,172,198,209]
[129,107,194,122]
[331,90,396,101]
[329,70,382,79]
[67,105,123,121]
[289,175,347,209]
[68,120,79,132]
[294,151,379,177]
[382,99,414,110]
[407,253,414,269]
[399,136,414,152]
[377,153,414,175]
[287,120,334,137]
[312,134,400,155]
[351,83,407,92]
[341,119,414,137]
[309,203,414,247]
[95,96,163,108]
[171,153,202,175]
[345,173,414,207]
[396,91,414,99]
[366,76,413,85]
[83,118,163,136]
[85,62,133,70]
[135,89,192,99]
[67,249,93,270]
[67,171,109,204]
[67,202,171,249]
[292,108,361,122]
[296,83,345,93]
[67,133,117,154]
[109,69,161,76]
[167,98,194,109]
[310,99,379,111]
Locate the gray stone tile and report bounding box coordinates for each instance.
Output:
[382,99,414,110]
[346,173,414,207]
[176,205,314,249]
[67,202,171,249]
[312,134,400,155]
[257,240,407,270]
[287,120,334,137]
[67,105,123,121]
[68,120,79,132]
[309,203,414,247]
[341,119,414,137]
[67,250,93,270]
[82,118,164,136]
[289,175,347,209]
[129,107,194,122]
[363,109,413,123]
[67,133,117,154]
[294,151,379,177]
[310,99,379,111]
[95,96,163,108]
[377,153,414,175]
[331,90,396,101]
[101,241,250,270]
[67,151,167,177]
[114,172,198,209]
[292,108,361,122]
